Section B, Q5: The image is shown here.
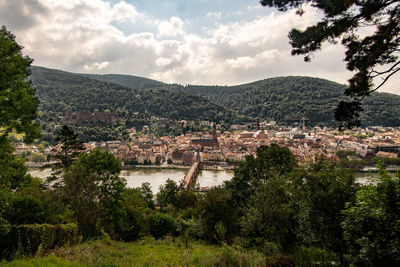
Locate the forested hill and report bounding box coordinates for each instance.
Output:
[82,73,165,89]
[30,66,230,121]
[89,72,400,127]
[31,66,400,128]
[163,77,400,127]
[30,66,235,141]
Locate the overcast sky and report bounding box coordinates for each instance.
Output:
[1,0,398,93]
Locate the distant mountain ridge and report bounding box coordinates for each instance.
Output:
[30,66,229,121]
[31,66,400,128]
[81,73,165,90]
[160,77,400,127]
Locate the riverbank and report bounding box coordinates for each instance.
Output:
[122,164,190,170]
[359,166,399,172]
[122,163,236,171]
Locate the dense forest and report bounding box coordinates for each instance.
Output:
[82,73,165,90]
[84,71,400,127]
[163,77,400,127]
[31,66,230,122]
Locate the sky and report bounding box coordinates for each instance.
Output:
[0,0,398,93]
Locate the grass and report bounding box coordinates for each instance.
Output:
[0,237,266,267]
[0,236,336,266]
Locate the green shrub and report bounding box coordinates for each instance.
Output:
[263,241,280,256]
[210,244,265,267]
[176,217,204,240]
[0,223,78,259]
[214,221,227,244]
[148,213,176,239]
[5,195,45,225]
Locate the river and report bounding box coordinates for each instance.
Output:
[28,168,383,193]
[28,168,234,193]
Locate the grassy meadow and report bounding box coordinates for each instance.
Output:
[0,237,268,267]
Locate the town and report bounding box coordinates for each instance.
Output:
[16,119,400,172]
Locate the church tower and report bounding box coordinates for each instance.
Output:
[212,122,217,141]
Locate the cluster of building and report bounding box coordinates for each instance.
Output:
[16,123,400,168]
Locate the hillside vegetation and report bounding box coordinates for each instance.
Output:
[82,73,165,90]
[88,72,400,127]
[163,77,400,127]
[31,66,229,122]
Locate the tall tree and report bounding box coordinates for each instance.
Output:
[156,179,180,210]
[0,26,40,142]
[226,144,297,208]
[260,0,400,128]
[342,169,400,266]
[46,125,84,186]
[0,25,39,240]
[53,125,84,170]
[241,175,295,251]
[292,158,358,262]
[62,149,125,237]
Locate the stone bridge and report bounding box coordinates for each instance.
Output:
[182,159,201,190]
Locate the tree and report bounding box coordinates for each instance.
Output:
[47,125,84,186]
[200,187,238,242]
[120,188,153,241]
[53,125,84,170]
[0,26,40,245]
[148,213,176,239]
[241,175,295,251]
[138,182,154,209]
[62,149,126,237]
[260,0,400,128]
[292,158,358,262]
[0,138,30,190]
[226,144,297,208]
[5,194,44,225]
[342,169,400,266]
[0,26,40,143]
[177,189,198,210]
[156,179,180,210]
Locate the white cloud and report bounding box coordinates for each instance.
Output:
[111,1,141,23]
[226,56,255,69]
[155,57,172,67]
[157,16,184,37]
[206,11,221,19]
[84,61,110,70]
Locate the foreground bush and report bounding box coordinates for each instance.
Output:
[148,213,176,239]
[0,223,78,259]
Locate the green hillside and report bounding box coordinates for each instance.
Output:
[92,72,400,127]
[30,66,234,142]
[82,73,165,90]
[163,77,400,127]
[30,66,400,139]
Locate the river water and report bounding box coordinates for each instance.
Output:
[28,168,234,193]
[28,168,383,193]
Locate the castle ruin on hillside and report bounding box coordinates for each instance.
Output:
[63,109,117,125]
